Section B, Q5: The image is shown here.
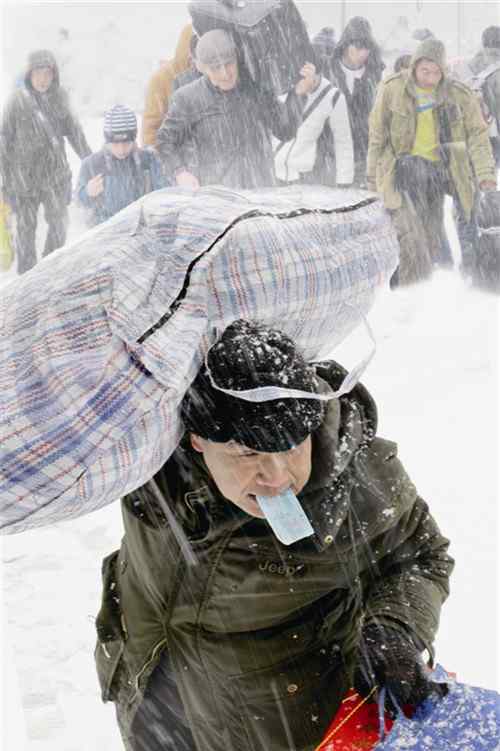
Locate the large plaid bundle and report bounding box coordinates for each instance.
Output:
[0,186,398,533]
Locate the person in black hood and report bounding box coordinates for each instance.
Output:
[0,49,91,274]
[330,17,385,186]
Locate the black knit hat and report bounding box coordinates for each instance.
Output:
[103,104,137,143]
[482,26,500,50]
[181,320,325,452]
[312,27,336,57]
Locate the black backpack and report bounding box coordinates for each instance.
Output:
[473,191,500,293]
[188,0,313,95]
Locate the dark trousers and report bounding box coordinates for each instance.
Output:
[391,156,453,285]
[119,650,196,751]
[453,197,478,275]
[15,186,68,274]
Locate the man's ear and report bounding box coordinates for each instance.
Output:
[194,59,205,74]
[190,434,205,453]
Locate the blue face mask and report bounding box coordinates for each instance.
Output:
[256,488,314,546]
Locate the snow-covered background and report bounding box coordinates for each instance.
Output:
[1,2,499,750]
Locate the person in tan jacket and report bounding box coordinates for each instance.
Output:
[367,38,496,286]
[141,24,194,148]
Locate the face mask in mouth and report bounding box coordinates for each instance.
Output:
[256,488,314,545]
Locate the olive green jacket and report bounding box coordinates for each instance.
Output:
[367,69,495,220]
[94,362,453,751]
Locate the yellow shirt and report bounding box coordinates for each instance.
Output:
[411,87,440,162]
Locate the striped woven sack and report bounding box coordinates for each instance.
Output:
[0,185,398,533]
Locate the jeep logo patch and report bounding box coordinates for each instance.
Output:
[259,560,305,577]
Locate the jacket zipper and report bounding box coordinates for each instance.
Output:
[128,637,168,706]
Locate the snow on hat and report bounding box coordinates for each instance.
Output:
[482,25,500,50]
[411,38,447,73]
[181,320,325,453]
[312,27,336,57]
[195,29,237,68]
[103,104,137,143]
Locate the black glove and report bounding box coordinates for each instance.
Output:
[354,624,444,714]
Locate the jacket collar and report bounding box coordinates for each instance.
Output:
[403,70,451,107]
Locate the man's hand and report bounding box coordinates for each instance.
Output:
[295,63,320,96]
[354,624,443,714]
[86,174,104,198]
[175,170,200,190]
[479,180,497,192]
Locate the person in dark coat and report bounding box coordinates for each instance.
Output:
[330,17,385,186]
[75,105,165,227]
[0,49,91,274]
[468,26,500,165]
[94,319,453,751]
[156,29,318,189]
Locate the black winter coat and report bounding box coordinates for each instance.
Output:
[1,51,91,202]
[157,72,305,189]
[329,18,384,185]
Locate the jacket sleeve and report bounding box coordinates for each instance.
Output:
[142,66,174,148]
[149,151,168,190]
[62,96,92,160]
[462,91,496,183]
[328,91,354,184]
[362,494,454,657]
[75,156,97,208]
[0,96,18,192]
[260,89,305,143]
[485,71,500,131]
[156,91,197,180]
[366,83,390,189]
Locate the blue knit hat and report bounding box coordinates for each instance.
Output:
[103,105,137,143]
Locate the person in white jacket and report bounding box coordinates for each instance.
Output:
[274,74,354,186]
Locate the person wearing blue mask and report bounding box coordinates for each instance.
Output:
[94,319,453,751]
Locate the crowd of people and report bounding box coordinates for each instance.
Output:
[0,17,499,281]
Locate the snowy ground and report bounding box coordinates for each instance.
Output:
[1,137,498,748]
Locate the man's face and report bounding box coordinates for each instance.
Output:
[203,59,239,91]
[344,44,371,69]
[414,59,442,89]
[30,66,54,93]
[109,141,135,159]
[190,434,312,519]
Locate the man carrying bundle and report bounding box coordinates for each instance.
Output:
[94,319,453,751]
[156,29,318,189]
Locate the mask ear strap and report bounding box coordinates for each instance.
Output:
[204,315,377,403]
